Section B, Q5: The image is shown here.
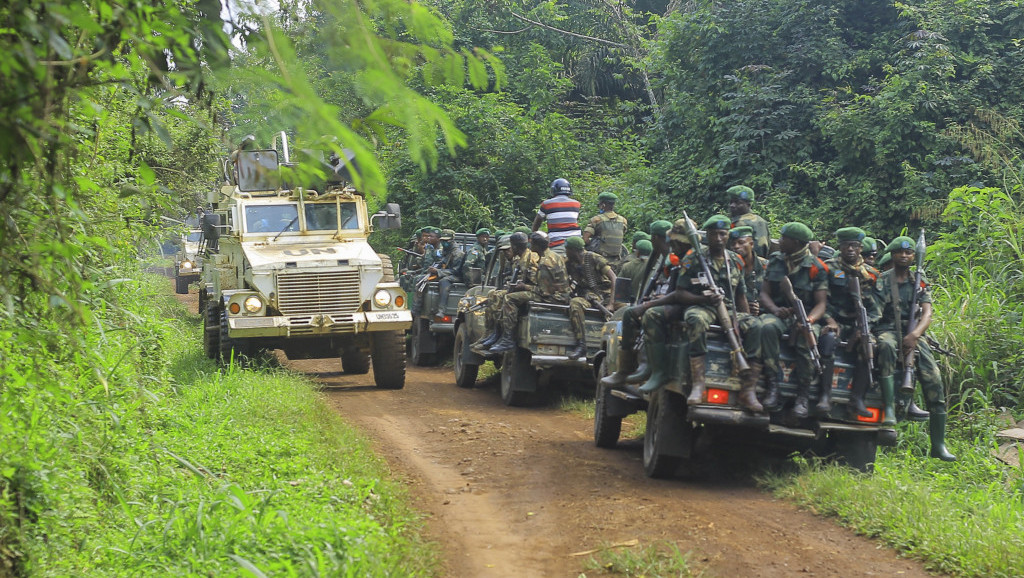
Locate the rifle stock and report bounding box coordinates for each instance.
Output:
[779,275,823,375]
[849,275,875,388]
[901,229,927,394]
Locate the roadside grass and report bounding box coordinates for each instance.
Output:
[559,395,646,439]
[762,437,1024,578]
[2,272,435,576]
[580,541,700,577]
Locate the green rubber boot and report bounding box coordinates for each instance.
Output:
[879,376,897,426]
[637,341,670,394]
[929,412,957,462]
[626,357,651,384]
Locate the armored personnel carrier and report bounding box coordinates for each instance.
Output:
[198,134,409,388]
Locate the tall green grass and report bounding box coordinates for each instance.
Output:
[1,271,434,576]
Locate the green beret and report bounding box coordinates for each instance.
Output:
[729,226,754,239]
[635,239,653,255]
[597,192,618,203]
[422,226,441,235]
[631,231,652,245]
[497,234,512,250]
[565,236,586,250]
[727,185,755,203]
[888,236,916,252]
[835,227,866,243]
[878,252,892,267]
[414,227,424,236]
[862,237,878,253]
[513,225,532,235]
[439,228,455,240]
[476,228,491,236]
[780,222,813,243]
[702,214,731,231]
[650,220,673,237]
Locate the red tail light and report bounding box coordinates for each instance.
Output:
[706,388,729,405]
[856,407,882,423]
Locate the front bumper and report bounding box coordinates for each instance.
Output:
[228,309,412,337]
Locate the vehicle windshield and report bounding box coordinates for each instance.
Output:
[304,201,360,231]
[245,204,300,233]
[186,230,202,242]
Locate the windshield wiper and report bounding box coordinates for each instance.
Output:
[271,216,299,242]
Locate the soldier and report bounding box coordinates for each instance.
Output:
[564,236,617,359]
[618,239,652,302]
[582,192,628,271]
[489,232,571,355]
[862,237,879,266]
[759,222,830,416]
[431,229,466,318]
[532,178,581,254]
[409,227,441,315]
[727,185,771,258]
[822,227,881,418]
[729,226,767,315]
[462,228,490,286]
[677,215,764,411]
[472,233,536,350]
[874,236,955,461]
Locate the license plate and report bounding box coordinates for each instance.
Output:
[366,310,404,322]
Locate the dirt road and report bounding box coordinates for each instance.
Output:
[294,359,930,578]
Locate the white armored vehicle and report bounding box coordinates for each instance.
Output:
[199,134,409,388]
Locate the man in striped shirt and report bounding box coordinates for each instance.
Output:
[532,177,581,254]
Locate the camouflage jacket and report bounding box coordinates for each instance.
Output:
[764,250,829,311]
[435,245,465,280]
[740,254,768,306]
[874,269,932,333]
[824,257,881,325]
[618,255,648,300]
[583,212,627,261]
[512,249,540,287]
[462,242,488,277]
[732,212,771,258]
[531,248,570,303]
[568,250,612,300]
[678,247,747,308]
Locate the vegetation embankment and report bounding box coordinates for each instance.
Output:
[0,272,434,576]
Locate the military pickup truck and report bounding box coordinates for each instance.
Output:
[198,133,410,388]
[406,233,485,366]
[594,321,896,475]
[174,227,204,294]
[452,248,607,405]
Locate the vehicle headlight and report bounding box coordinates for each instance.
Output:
[243,295,263,313]
[373,289,392,308]
[181,260,193,269]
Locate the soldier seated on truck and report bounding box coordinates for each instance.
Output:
[618,238,652,303]
[430,228,466,317]
[564,236,617,360]
[462,228,490,286]
[488,232,571,355]
[410,227,441,316]
[473,232,535,350]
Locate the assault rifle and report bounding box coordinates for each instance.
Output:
[901,229,927,395]
[396,246,424,258]
[468,258,523,312]
[681,211,749,373]
[848,274,875,389]
[779,275,823,376]
[570,279,613,320]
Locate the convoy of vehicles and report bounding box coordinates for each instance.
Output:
[174,227,204,294]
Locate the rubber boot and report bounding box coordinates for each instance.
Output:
[473,326,501,349]
[898,391,930,422]
[567,340,587,360]
[600,348,638,389]
[879,375,897,426]
[815,357,834,416]
[928,412,957,462]
[791,381,810,418]
[761,366,781,411]
[737,361,764,413]
[487,334,517,355]
[626,357,651,384]
[686,355,706,405]
[636,341,670,394]
[847,365,872,418]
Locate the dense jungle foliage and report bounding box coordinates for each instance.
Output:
[2,0,1024,574]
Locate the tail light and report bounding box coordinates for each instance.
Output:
[856,407,882,423]
[706,388,729,405]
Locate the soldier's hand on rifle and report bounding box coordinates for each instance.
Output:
[748,301,760,315]
[703,290,723,306]
[512,282,528,292]
[902,333,919,357]
[775,306,793,319]
[428,266,438,275]
[824,317,840,333]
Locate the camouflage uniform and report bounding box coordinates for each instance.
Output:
[500,248,570,331]
[568,250,612,341]
[677,248,762,358]
[618,254,649,302]
[619,254,678,350]
[760,250,830,385]
[584,212,628,270]
[874,270,944,412]
[739,254,768,306]
[824,257,881,342]
[732,213,771,259]
[485,249,538,331]
[462,241,488,285]
[434,240,466,316]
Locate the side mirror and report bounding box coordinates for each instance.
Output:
[372,202,402,230]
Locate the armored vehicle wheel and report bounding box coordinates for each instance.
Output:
[453,324,479,388]
[500,347,537,406]
[409,318,434,366]
[378,253,395,282]
[829,431,878,473]
[643,389,690,479]
[371,331,406,389]
[594,358,622,448]
[218,310,251,365]
[341,347,371,374]
[175,274,190,294]
[203,302,220,359]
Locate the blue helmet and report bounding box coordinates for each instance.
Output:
[549,178,571,196]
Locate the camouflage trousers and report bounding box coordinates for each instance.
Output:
[568,291,605,341]
[620,303,685,347]
[484,289,508,330]
[682,306,762,359]
[876,331,945,412]
[500,290,541,332]
[761,314,823,386]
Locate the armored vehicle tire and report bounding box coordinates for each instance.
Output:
[175,274,190,294]
[203,302,221,359]
[378,253,395,282]
[341,347,371,375]
[594,358,622,448]
[643,389,690,479]
[371,331,406,389]
[500,347,537,407]
[453,325,479,388]
[219,310,252,365]
[409,318,435,366]
[829,431,878,473]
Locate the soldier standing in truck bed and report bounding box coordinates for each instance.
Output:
[431,229,466,318]
[564,236,617,360]
[489,232,571,355]
[583,192,628,271]
[727,185,771,258]
[462,228,490,286]
[618,239,652,302]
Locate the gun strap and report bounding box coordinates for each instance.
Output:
[892,277,905,370]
